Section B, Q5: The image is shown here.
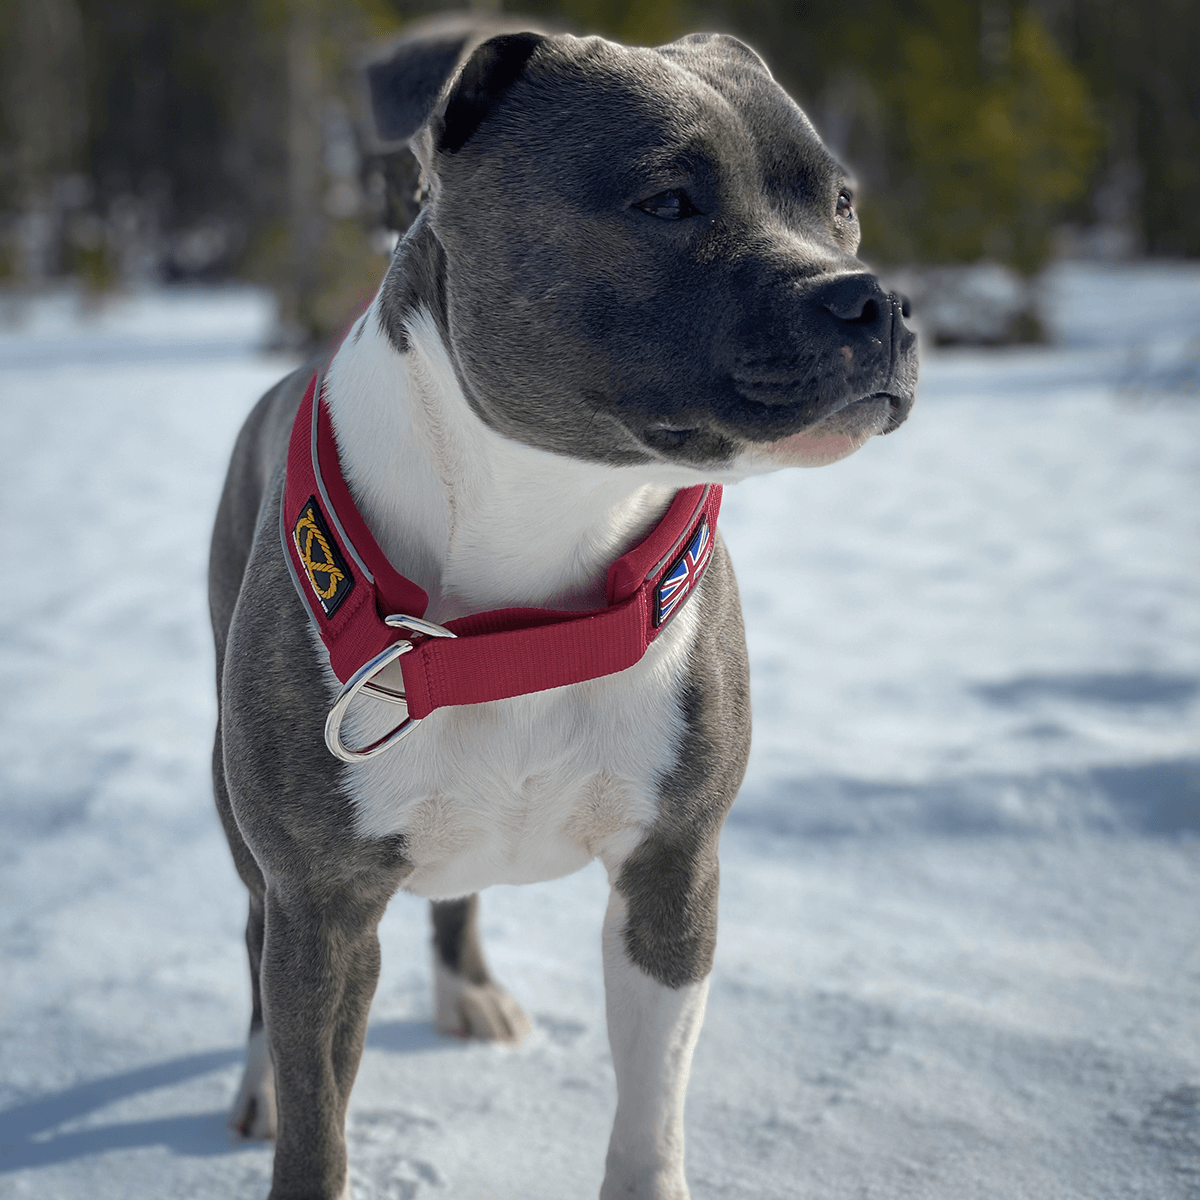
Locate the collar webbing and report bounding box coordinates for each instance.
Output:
[281,371,722,721]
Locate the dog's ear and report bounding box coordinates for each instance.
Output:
[434,33,545,155]
[366,22,545,149]
[367,25,477,145]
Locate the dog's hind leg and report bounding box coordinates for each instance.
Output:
[430,895,531,1041]
[212,723,278,1139]
[229,890,277,1139]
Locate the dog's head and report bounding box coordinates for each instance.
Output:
[366,22,918,475]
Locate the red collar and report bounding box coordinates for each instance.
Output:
[281,371,721,758]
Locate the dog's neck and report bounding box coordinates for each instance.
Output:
[325,305,680,623]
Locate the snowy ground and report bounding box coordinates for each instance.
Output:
[1,264,1198,1199]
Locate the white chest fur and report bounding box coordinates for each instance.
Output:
[323,306,709,899]
[337,601,698,898]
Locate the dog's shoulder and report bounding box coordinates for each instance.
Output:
[209,364,315,649]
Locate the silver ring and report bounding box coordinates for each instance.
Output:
[323,615,456,762]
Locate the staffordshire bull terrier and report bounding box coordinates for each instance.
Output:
[209,18,917,1199]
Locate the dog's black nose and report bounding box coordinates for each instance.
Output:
[816,273,894,329]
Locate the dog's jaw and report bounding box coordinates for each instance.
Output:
[733,392,905,470]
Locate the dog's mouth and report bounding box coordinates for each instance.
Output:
[745,392,909,468]
[643,423,702,452]
[837,390,913,436]
[640,390,914,468]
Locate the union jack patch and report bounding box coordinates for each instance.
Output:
[654,516,713,627]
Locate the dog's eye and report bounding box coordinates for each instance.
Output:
[836,189,855,221]
[634,189,700,220]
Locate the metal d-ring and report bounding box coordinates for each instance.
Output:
[323,615,456,763]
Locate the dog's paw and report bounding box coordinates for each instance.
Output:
[434,958,532,1043]
[228,1027,278,1139]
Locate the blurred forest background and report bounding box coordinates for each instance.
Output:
[0,0,1196,344]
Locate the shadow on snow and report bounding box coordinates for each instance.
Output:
[971,669,1200,710]
[0,1019,449,1171]
[732,757,1200,840]
[733,667,1200,842]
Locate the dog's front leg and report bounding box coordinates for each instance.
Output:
[260,886,385,1200]
[600,888,711,1200]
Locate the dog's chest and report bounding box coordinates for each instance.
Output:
[338,604,696,899]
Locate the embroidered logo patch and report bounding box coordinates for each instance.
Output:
[293,496,354,619]
[654,516,713,627]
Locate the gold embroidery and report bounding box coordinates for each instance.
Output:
[295,507,345,600]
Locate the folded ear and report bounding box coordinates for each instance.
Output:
[366,20,477,145]
[435,32,544,154]
[366,17,545,149]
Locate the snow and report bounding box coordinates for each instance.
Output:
[1,265,1198,1199]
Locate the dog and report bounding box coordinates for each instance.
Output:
[209,18,917,1199]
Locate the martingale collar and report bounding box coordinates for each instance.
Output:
[281,371,722,761]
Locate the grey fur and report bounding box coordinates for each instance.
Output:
[376,208,448,355]
[617,534,750,987]
[210,24,915,1199]
[431,894,491,984]
[365,14,550,149]
[211,369,412,1193]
